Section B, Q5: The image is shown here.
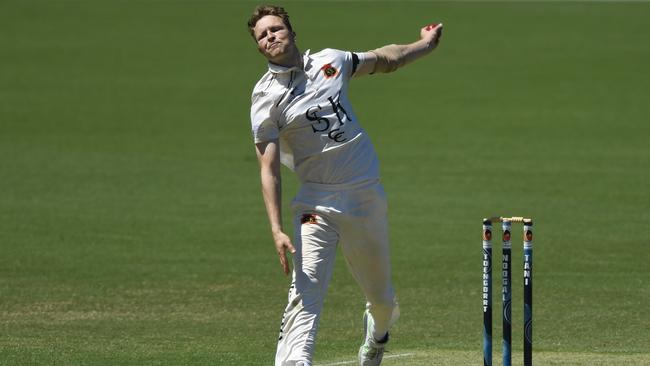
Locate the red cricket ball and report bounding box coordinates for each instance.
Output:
[424,23,440,31]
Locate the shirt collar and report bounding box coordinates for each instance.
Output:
[267,49,311,74]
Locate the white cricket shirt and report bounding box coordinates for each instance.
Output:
[250,49,380,186]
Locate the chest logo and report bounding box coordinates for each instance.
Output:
[321,63,338,79]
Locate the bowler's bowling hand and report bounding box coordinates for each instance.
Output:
[420,23,443,49]
[273,230,296,276]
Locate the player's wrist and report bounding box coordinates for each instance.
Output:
[271,227,285,236]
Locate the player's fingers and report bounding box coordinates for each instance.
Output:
[278,249,290,275]
[282,255,290,275]
[283,243,295,274]
[434,28,443,42]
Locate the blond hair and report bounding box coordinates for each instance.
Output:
[247,5,294,39]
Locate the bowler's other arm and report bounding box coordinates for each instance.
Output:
[255,140,296,276]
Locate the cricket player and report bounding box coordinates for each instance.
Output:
[247,5,442,366]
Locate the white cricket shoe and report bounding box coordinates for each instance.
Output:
[358,310,389,366]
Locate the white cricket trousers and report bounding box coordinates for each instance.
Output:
[275,180,399,366]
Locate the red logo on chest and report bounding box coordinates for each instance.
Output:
[321,63,338,78]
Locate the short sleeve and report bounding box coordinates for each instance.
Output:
[250,90,279,143]
[350,51,373,78]
[344,51,372,79]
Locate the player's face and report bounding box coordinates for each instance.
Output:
[253,15,296,64]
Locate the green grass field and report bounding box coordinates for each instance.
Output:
[1,1,649,365]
